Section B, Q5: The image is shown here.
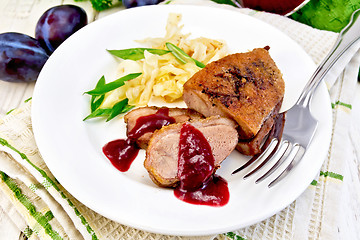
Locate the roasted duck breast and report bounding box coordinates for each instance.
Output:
[236,100,282,155]
[183,47,285,141]
[144,116,238,187]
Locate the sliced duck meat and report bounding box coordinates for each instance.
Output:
[144,116,238,188]
[124,106,203,149]
[183,47,285,140]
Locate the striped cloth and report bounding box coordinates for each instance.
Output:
[1,1,360,239]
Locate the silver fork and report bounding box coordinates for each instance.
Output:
[232,8,360,187]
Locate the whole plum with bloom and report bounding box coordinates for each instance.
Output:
[0,32,49,83]
[123,0,164,8]
[35,5,87,54]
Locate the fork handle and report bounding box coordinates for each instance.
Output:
[297,8,360,106]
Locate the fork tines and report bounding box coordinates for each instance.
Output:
[231,112,306,187]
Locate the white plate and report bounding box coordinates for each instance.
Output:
[32,5,332,236]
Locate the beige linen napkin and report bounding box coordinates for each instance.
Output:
[1,1,360,239]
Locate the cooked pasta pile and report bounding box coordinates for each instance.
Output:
[101,13,229,109]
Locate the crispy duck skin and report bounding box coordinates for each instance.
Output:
[144,116,238,188]
[183,47,285,140]
[124,106,203,149]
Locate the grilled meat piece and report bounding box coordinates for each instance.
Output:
[236,100,282,155]
[183,47,285,140]
[124,106,203,149]
[144,116,238,188]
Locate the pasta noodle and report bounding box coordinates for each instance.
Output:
[101,13,229,109]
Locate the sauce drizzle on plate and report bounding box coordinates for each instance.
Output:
[103,108,175,172]
[103,138,139,172]
[175,123,229,206]
[103,109,230,206]
[128,108,175,139]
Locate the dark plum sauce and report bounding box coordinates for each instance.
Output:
[175,123,229,207]
[102,139,139,172]
[242,0,305,15]
[102,109,230,207]
[128,108,175,139]
[103,108,175,172]
[174,175,229,207]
